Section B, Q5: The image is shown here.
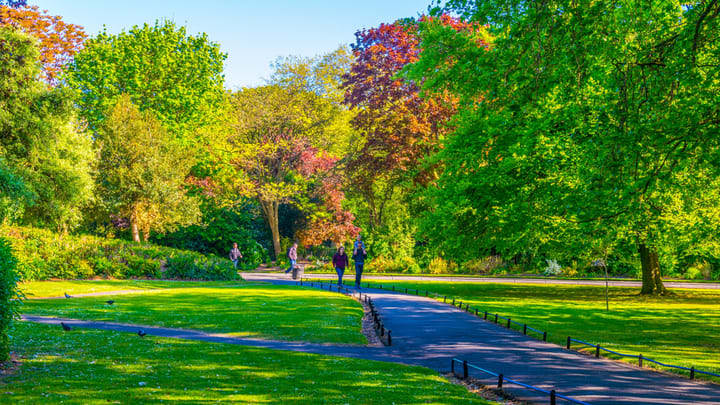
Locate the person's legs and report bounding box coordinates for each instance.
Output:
[232,259,238,269]
[355,262,363,288]
[336,267,344,285]
[285,259,295,273]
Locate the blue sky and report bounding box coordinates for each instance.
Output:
[32,0,433,89]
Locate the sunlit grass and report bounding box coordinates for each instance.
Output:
[19,279,243,298]
[21,282,366,344]
[360,280,720,381]
[1,322,491,404]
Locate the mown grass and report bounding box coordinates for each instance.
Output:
[1,322,491,404]
[359,280,720,381]
[20,282,366,344]
[18,279,241,298]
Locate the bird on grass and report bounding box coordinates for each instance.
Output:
[61,322,72,331]
[137,330,147,338]
[64,292,72,299]
[106,300,115,305]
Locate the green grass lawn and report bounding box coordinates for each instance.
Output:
[1,322,491,404]
[20,282,366,344]
[359,280,720,380]
[18,279,243,298]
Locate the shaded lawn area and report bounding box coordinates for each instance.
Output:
[20,283,366,345]
[18,279,243,298]
[359,280,720,380]
[1,322,491,405]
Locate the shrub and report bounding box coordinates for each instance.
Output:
[543,259,563,276]
[0,237,20,362]
[462,256,504,274]
[3,226,239,281]
[427,257,458,274]
[365,255,420,274]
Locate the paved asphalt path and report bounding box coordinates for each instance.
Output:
[242,272,720,289]
[22,277,720,404]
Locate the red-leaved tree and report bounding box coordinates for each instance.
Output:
[0,4,86,83]
[342,16,486,231]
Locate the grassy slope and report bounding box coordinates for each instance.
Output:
[1,322,491,404]
[20,282,366,345]
[360,280,720,379]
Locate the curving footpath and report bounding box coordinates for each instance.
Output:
[22,278,720,404]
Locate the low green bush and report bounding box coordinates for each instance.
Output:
[0,237,20,362]
[2,226,239,281]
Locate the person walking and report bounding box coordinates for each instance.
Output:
[332,246,349,286]
[229,243,242,269]
[352,242,367,289]
[284,242,298,274]
[353,234,365,256]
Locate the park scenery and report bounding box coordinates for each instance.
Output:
[1,0,720,403]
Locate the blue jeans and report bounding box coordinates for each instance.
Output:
[335,267,344,285]
[355,262,364,287]
[285,259,296,273]
[232,259,239,269]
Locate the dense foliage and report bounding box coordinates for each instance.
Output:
[0,237,19,362]
[405,0,720,291]
[4,226,239,281]
[0,27,94,231]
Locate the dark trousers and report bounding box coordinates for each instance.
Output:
[355,262,364,287]
[335,267,344,285]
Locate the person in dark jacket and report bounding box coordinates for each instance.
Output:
[332,246,349,286]
[352,243,367,289]
[229,243,242,269]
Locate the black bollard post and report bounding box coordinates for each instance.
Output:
[425,290,428,297]
[475,308,479,316]
[507,318,511,328]
[452,298,455,306]
[596,345,600,358]
[387,330,392,346]
[566,336,571,349]
[451,359,455,375]
[639,354,643,367]
[497,374,504,389]
[494,314,498,324]
[690,366,695,379]
[462,360,468,379]
[523,324,527,335]
[550,390,556,405]
[404,287,407,294]
[543,331,547,341]
[484,311,488,320]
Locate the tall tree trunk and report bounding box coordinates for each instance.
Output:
[260,199,281,260]
[130,215,141,243]
[638,243,667,295]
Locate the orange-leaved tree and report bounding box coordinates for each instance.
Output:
[0,4,85,83]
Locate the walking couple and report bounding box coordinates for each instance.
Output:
[332,234,367,289]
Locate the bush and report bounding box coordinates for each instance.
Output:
[367,255,421,274]
[3,226,240,281]
[427,257,458,274]
[0,237,20,362]
[462,256,505,274]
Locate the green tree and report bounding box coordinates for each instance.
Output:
[66,20,226,145]
[0,27,94,230]
[97,94,199,242]
[409,0,720,293]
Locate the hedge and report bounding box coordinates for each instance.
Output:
[2,226,239,281]
[0,237,19,362]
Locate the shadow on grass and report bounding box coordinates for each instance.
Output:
[2,322,489,404]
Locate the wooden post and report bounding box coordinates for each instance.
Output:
[639,354,643,367]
